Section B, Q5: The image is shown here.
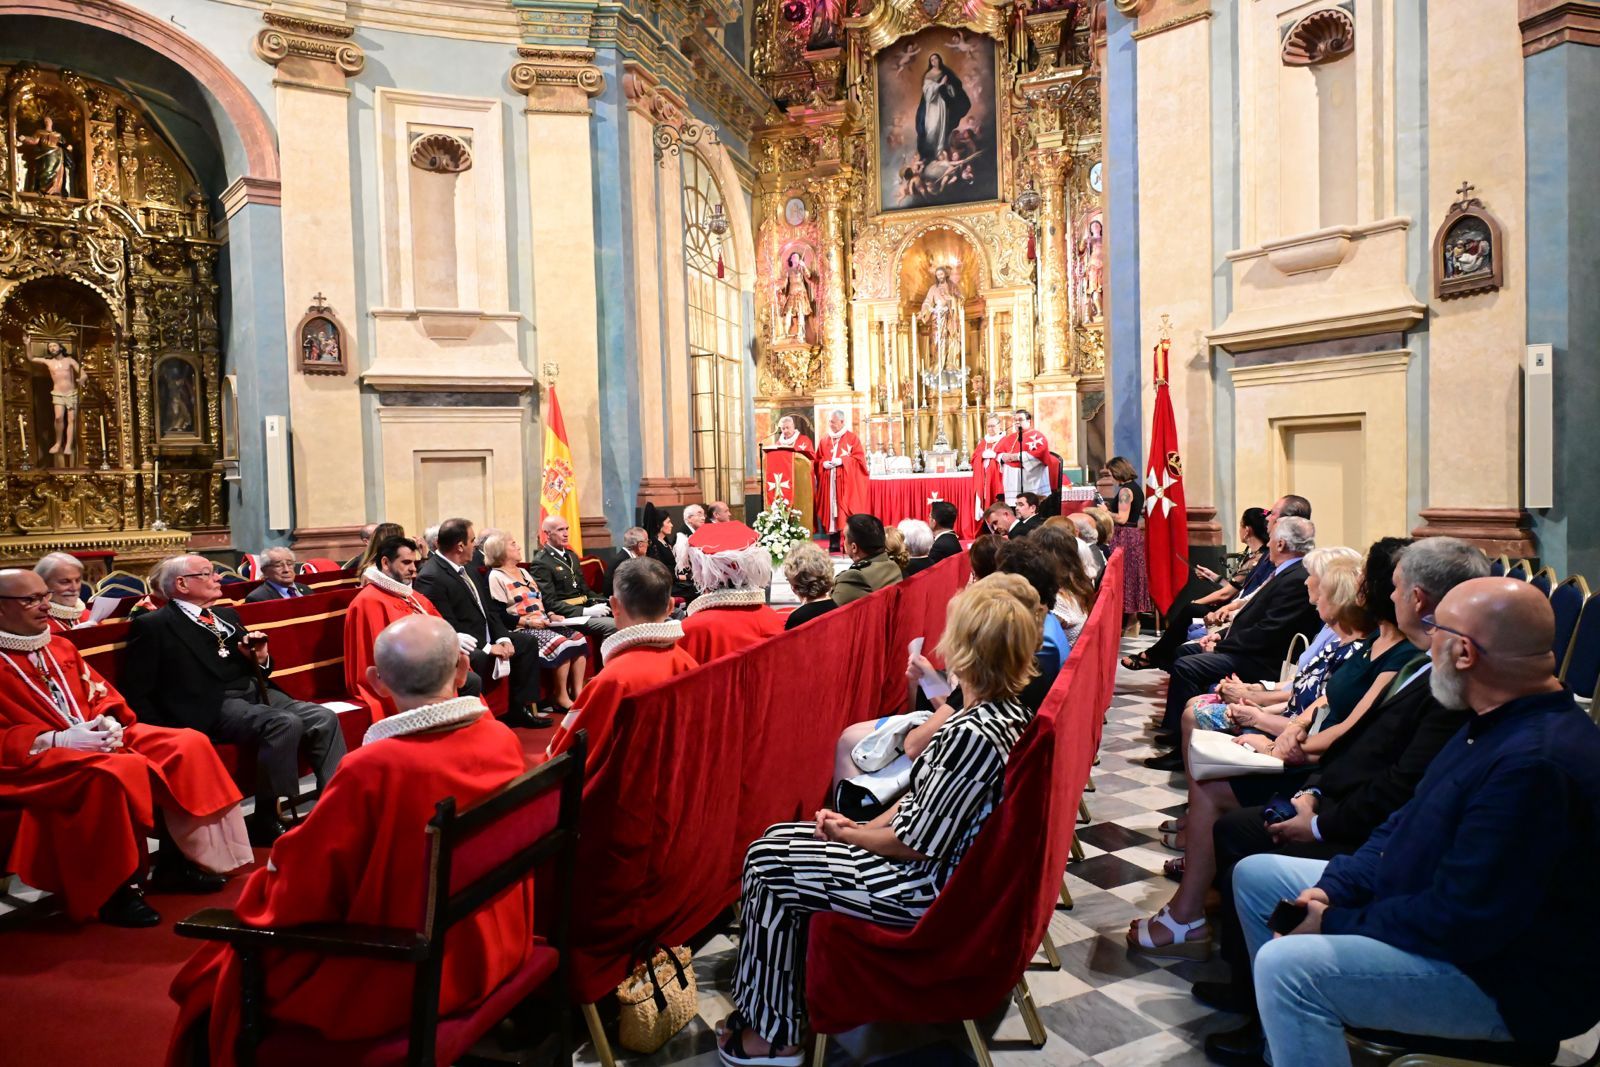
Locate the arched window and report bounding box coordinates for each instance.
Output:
[682,151,746,510]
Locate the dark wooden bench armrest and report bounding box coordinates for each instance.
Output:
[174,907,428,961]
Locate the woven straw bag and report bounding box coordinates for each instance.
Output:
[616,944,696,1053]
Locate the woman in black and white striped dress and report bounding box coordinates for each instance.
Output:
[716,580,1042,1066]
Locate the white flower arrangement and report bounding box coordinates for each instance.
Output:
[752,499,813,565]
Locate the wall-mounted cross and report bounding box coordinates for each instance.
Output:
[310,291,328,311]
[1455,181,1475,203]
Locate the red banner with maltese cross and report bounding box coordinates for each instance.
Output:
[1144,339,1189,612]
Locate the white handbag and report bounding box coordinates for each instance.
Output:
[849,711,931,772]
[1187,729,1286,782]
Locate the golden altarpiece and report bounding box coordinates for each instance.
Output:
[751,0,1107,472]
[0,64,220,568]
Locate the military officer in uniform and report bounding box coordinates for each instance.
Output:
[529,516,618,636]
[830,514,904,606]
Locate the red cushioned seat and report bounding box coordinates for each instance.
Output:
[251,940,559,1067]
[803,552,1124,1041]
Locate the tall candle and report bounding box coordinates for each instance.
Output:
[98,415,108,457]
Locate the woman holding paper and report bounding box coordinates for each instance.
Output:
[482,532,588,709]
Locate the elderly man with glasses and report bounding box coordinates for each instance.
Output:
[244,547,313,602]
[123,555,346,846]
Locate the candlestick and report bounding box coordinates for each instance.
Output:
[17,414,29,471]
[98,415,107,454]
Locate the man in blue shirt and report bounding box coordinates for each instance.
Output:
[1233,577,1600,1067]
[244,547,313,602]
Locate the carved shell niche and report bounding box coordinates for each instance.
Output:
[1281,8,1355,67]
[409,132,473,174]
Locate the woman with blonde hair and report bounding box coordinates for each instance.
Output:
[883,526,911,573]
[782,542,838,630]
[719,582,1038,1066]
[481,531,588,709]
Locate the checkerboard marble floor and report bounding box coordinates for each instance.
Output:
[574,638,1243,1067]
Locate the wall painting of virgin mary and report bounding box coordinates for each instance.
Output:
[876,27,999,212]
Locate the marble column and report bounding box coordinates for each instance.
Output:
[253,11,365,554]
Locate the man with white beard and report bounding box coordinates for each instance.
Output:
[1230,577,1600,1067]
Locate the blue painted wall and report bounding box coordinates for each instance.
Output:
[1105,5,1142,469]
[1525,43,1600,578]
[1208,0,1239,539]
[1395,0,1429,537]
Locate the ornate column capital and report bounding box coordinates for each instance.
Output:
[254,12,364,90]
[511,46,605,115]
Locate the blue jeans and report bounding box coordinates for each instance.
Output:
[1233,854,1513,1067]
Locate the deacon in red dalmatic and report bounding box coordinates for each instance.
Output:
[0,569,248,926]
[169,616,535,1067]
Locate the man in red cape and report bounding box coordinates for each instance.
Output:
[970,412,1006,514]
[542,556,697,769]
[344,534,448,721]
[815,409,868,552]
[772,413,816,464]
[997,408,1058,509]
[0,568,248,925]
[37,551,91,632]
[681,520,784,664]
[168,616,534,1067]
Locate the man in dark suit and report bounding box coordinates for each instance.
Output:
[122,555,346,845]
[1152,516,1322,746]
[1008,493,1044,539]
[340,523,378,571]
[925,500,962,565]
[244,547,313,602]
[528,515,618,636]
[413,518,547,728]
[1198,536,1491,1063]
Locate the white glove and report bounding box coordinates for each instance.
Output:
[457,632,479,653]
[582,603,612,618]
[54,716,121,753]
[826,459,841,469]
[982,449,996,460]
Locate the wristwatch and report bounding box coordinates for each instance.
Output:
[1291,787,1322,810]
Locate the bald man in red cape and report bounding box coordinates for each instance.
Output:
[815,409,868,545]
[344,535,445,721]
[169,616,535,1067]
[680,521,784,664]
[0,569,248,925]
[543,556,697,770]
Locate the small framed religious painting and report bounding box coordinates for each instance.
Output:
[296,297,350,376]
[1432,184,1503,300]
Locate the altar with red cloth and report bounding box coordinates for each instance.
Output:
[868,472,980,539]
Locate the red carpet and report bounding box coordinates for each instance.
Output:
[0,857,260,1065]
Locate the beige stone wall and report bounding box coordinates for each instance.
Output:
[1424,0,1527,511]
[1135,11,1216,514]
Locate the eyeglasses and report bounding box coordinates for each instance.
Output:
[180,569,219,580]
[1419,613,1471,643]
[263,560,297,569]
[0,593,51,607]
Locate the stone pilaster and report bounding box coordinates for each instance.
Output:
[254,10,365,540]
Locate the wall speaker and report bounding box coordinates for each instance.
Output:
[264,415,292,531]
[1524,344,1553,510]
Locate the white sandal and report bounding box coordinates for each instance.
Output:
[1129,906,1212,960]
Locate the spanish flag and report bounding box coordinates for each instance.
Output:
[539,386,583,555]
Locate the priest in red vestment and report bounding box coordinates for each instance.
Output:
[997,408,1057,507]
[970,413,1006,514]
[543,557,697,768]
[681,521,784,664]
[772,413,816,464]
[0,569,249,926]
[37,551,91,632]
[344,534,448,721]
[815,409,868,551]
[168,615,535,1067]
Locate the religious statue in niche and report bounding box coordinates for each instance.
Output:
[16,114,75,197]
[918,264,965,371]
[807,0,843,49]
[1432,181,1504,301]
[29,340,81,455]
[775,250,817,343]
[156,356,200,440]
[296,297,351,376]
[877,27,999,210]
[1075,213,1105,323]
